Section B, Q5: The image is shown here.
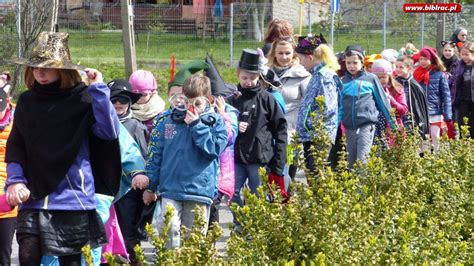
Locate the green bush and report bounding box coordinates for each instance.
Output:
[91,83,473,264]
[226,97,473,264]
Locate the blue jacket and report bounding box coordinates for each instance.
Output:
[339,71,395,130]
[297,63,340,143]
[114,123,146,202]
[146,110,228,205]
[6,83,120,211]
[420,70,452,120]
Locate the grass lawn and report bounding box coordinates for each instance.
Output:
[64,29,437,102]
[66,29,437,67]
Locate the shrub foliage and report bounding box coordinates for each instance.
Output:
[135,96,473,264]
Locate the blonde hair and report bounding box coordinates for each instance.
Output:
[24,67,82,90]
[313,44,340,71]
[182,73,211,98]
[267,39,299,68]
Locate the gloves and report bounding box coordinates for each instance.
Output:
[445,120,456,139]
[267,172,289,203]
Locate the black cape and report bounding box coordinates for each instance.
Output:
[6,82,121,199]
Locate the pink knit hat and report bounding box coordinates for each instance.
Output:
[128,70,157,94]
[371,59,393,74]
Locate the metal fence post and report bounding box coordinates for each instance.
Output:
[421,13,425,48]
[308,3,311,34]
[383,2,387,50]
[229,3,234,66]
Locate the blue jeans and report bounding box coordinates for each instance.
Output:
[231,163,264,207]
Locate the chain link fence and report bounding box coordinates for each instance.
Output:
[0,1,472,68]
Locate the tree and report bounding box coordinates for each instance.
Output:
[10,0,54,96]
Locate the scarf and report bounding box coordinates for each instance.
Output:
[441,55,458,72]
[273,65,291,78]
[413,65,433,86]
[6,81,121,199]
[131,93,165,122]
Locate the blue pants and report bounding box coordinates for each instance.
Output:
[231,163,264,207]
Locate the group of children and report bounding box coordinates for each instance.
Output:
[0,25,473,265]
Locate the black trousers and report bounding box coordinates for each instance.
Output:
[16,233,81,266]
[457,100,474,138]
[0,217,16,266]
[303,125,343,173]
[114,189,145,263]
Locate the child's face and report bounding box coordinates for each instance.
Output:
[443,46,455,59]
[113,102,129,116]
[33,68,60,85]
[238,70,259,88]
[377,73,389,86]
[418,56,431,69]
[458,30,468,42]
[168,85,183,99]
[297,53,316,71]
[275,43,294,67]
[136,93,152,104]
[460,48,474,65]
[345,55,363,75]
[366,63,373,73]
[395,61,410,78]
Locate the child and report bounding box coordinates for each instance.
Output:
[295,35,341,171]
[0,71,11,94]
[395,56,430,139]
[0,88,15,266]
[5,31,121,265]
[441,41,459,76]
[364,53,382,73]
[228,49,288,208]
[145,73,227,249]
[450,27,468,49]
[339,45,395,169]
[413,47,452,151]
[371,59,408,147]
[108,79,148,157]
[450,41,474,138]
[129,70,166,134]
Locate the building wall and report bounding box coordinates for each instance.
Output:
[272,0,330,29]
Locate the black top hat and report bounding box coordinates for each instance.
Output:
[107,79,142,105]
[238,49,260,73]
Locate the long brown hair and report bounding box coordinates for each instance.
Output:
[24,67,82,90]
[264,19,293,43]
[386,74,403,95]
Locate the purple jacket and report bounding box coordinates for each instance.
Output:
[6,83,120,211]
[450,60,474,107]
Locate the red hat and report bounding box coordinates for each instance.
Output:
[419,47,438,61]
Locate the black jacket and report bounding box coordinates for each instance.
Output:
[396,75,430,139]
[228,84,287,176]
[122,117,148,158]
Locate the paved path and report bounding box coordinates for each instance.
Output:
[10,204,234,265]
[11,172,304,265]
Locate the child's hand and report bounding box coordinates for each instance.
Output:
[143,190,157,205]
[184,109,199,124]
[215,96,226,115]
[239,121,249,133]
[6,183,30,206]
[84,68,103,84]
[132,174,149,190]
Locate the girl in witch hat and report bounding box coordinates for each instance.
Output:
[5,31,122,265]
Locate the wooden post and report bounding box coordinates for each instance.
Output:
[121,0,137,78]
